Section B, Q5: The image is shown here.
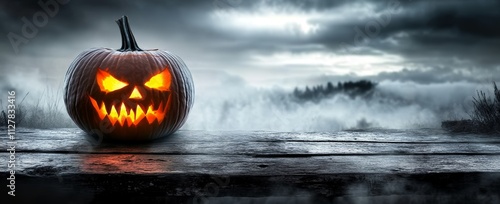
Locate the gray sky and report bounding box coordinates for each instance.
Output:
[1,0,500,91]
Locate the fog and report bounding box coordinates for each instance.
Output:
[185,72,484,131]
[2,67,488,130]
[1,0,498,131]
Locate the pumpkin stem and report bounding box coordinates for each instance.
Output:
[116,16,142,51]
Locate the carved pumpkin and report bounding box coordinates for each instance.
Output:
[64,16,194,140]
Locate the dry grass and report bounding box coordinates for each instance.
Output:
[470,82,500,133]
[0,88,75,129]
[443,82,500,134]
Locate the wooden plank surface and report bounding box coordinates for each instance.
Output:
[1,128,500,175]
[4,153,500,175]
[3,128,500,155]
[1,128,500,202]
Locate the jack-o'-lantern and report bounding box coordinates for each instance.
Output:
[63,16,194,140]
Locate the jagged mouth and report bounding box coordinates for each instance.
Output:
[89,96,168,126]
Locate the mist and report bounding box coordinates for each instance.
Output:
[2,67,486,131]
[1,0,498,131]
[185,72,483,131]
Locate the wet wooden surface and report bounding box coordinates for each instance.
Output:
[1,128,500,203]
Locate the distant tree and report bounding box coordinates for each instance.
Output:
[293,87,301,97]
[319,85,325,93]
[304,86,312,99]
[314,85,324,97]
[326,82,334,93]
[292,80,377,102]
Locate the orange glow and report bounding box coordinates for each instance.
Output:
[96,69,128,93]
[129,87,143,99]
[89,97,167,126]
[144,70,171,91]
[81,154,169,174]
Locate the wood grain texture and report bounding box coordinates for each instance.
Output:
[1,128,500,202]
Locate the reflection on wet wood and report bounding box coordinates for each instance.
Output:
[1,128,500,202]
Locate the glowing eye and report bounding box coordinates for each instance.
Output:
[96,69,128,93]
[144,70,171,91]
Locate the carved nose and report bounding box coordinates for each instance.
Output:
[129,86,143,99]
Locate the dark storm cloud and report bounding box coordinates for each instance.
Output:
[0,0,267,68]
[249,0,351,11]
[0,0,209,44]
[314,0,500,69]
[374,66,500,84]
[386,1,500,67]
[212,0,500,79]
[1,0,499,131]
[1,0,499,87]
[296,67,497,87]
[0,0,217,71]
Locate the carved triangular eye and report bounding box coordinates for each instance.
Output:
[96,69,128,93]
[144,70,171,91]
